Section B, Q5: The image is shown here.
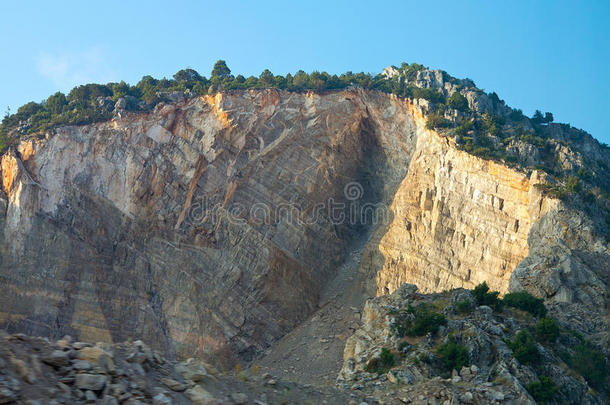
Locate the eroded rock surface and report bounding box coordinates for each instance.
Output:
[0,89,419,365]
[0,87,608,376]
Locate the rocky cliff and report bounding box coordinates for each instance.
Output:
[0,89,419,367]
[0,84,608,375]
[358,108,555,296]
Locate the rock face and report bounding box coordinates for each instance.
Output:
[358,112,557,296]
[0,87,607,370]
[510,206,610,345]
[0,89,418,365]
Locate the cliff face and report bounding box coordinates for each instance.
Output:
[0,89,419,365]
[359,110,557,296]
[0,88,607,367]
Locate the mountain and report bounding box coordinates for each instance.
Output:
[0,64,608,403]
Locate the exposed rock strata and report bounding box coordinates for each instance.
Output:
[0,88,607,369]
[358,115,557,296]
[0,90,418,364]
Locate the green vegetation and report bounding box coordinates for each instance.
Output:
[536,176,581,199]
[472,282,503,311]
[453,112,513,161]
[436,338,469,373]
[455,299,473,314]
[454,118,474,137]
[412,87,446,104]
[364,348,396,374]
[566,341,608,389]
[535,318,560,343]
[526,376,557,404]
[447,91,469,111]
[531,110,554,125]
[507,330,540,365]
[0,61,435,154]
[503,291,547,317]
[391,304,447,337]
[481,112,505,137]
[425,113,452,130]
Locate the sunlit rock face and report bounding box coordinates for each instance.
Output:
[358,109,557,296]
[0,88,607,366]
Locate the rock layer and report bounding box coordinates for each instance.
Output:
[0,89,418,364]
[358,112,557,295]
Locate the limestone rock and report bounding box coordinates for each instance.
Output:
[185,385,220,405]
[0,86,607,375]
[75,374,106,391]
[42,350,69,368]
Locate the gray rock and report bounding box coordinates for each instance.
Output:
[75,374,106,391]
[98,354,115,374]
[72,342,92,350]
[185,385,219,405]
[230,392,249,404]
[114,98,127,111]
[0,387,18,404]
[85,390,97,402]
[176,362,208,383]
[10,357,35,384]
[161,378,186,392]
[42,350,70,368]
[72,359,92,371]
[152,393,173,405]
[99,396,119,405]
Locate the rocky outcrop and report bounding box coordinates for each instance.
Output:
[338,284,606,404]
[510,204,610,346]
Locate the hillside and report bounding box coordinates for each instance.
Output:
[0,63,608,403]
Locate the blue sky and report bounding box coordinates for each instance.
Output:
[1,1,609,143]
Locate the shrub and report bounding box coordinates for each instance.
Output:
[391,304,447,337]
[535,318,560,343]
[509,108,526,121]
[526,376,557,404]
[520,133,548,147]
[454,118,474,137]
[472,282,503,311]
[455,299,472,314]
[425,113,452,130]
[567,341,608,389]
[447,91,469,111]
[436,338,469,373]
[364,348,396,374]
[503,291,547,317]
[507,331,540,365]
[398,341,411,353]
[0,132,11,154]
[481,112,505,137]
[413,87,446,104]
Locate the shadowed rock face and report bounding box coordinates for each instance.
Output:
[0,88,607,366]
[0,89,419,365]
